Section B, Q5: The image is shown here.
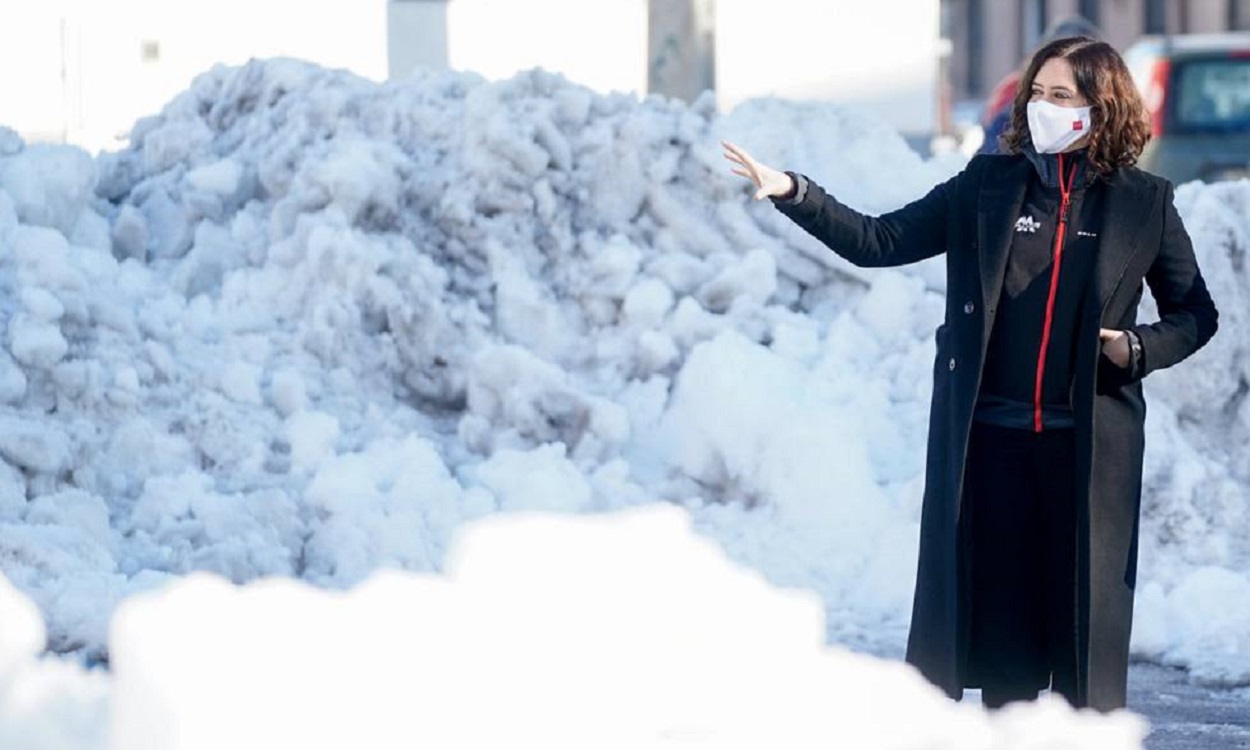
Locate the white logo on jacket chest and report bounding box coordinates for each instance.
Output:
[1014,215,1042,233]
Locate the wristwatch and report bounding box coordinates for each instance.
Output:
[1126,329,1144,378]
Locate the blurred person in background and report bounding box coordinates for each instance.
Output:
[978,15,1103,155]
[722,36,1217,711]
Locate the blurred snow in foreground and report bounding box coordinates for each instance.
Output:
[3,507,1146,749]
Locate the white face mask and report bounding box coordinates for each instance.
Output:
[1026,99,1093,154]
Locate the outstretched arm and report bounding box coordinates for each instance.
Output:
[722,140,967,268]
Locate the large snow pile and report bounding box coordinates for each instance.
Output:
[0,56,1247,700]
[3,506,1147,749]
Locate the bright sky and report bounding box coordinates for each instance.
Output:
[0,0,940,153]
[0,0,387,151]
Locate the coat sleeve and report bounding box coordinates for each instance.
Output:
[769,158,978,268]
[1129,183,1219,378]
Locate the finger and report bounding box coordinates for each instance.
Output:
[1098,328,1115,341]
[731,168,752,179]
[722,150,751,171]
[722,140,758,168]
[725,152,759,181]
[754,187,771,201]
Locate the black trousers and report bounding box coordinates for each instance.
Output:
[962,421,1079,708]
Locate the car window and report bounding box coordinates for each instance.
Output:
[1174,58,1250,132]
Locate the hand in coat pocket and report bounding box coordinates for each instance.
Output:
[1099,328,1131,369]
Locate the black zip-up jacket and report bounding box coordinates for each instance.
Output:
[975,148,1104,430]
[775,147,1143,433]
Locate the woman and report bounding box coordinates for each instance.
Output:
[723,37,1218,711]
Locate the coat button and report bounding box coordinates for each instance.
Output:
[964,301,975,315]
[948,357,957,371]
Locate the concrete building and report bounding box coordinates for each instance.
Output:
[942,0,1250,102]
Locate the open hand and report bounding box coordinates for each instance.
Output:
[1099,328,1130,368]
[721,140,795,201]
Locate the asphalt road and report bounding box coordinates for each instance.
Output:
[1129,663,1250,750]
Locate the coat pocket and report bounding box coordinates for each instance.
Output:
[1096,350,1134,394]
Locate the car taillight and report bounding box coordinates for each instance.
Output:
[1144,59,1171,137]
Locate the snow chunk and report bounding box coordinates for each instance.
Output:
[0,350,29,404]
[463,345,627,457]
[470,444,594,513]
[20,287,66,322]
[218,361,263,404]
[9,224,82,291]
[268,369,308,417]
[623,277,676,328]
[285,411,340,472]
[0,144,96,236]
[110,204,148,262]
[0,417,71,473]
[0,461,24,522]
[25,491,115,555]
[140,118,214,174]
[185,158,243,197]
[139,187,193,259]
[302,436,469,585]
[1139,567,1250,686]
[584,234,643,300]
[7,315,68,368]
[636,329,679,374]
[696,248,777,313]
[127,472,302,584]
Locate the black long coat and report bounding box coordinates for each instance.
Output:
[774,153,1218,711]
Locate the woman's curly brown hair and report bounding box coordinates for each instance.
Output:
[1001,37,1152,176]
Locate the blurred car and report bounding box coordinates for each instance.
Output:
[1124,33,1250,184]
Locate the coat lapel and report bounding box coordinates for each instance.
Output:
[1094,170,1157,319]
[977,157,1031,325]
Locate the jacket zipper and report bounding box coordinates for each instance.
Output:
[1033,152,1076,433]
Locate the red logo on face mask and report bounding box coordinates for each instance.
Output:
[1073,121,1084,131]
